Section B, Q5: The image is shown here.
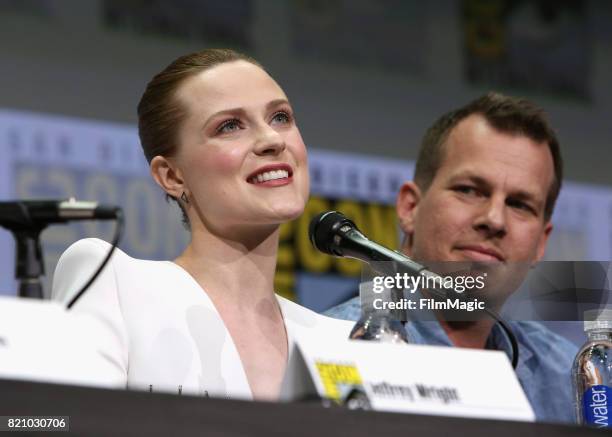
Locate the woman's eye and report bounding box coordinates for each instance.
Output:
[271,111,291,125]
[217,119,241,134]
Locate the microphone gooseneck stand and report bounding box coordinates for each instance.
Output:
[14,229,46,299]
[12,202,46,299]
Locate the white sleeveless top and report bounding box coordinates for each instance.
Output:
[51,238,353,399]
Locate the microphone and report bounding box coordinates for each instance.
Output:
[0,198,121,299]
[309,211,429,274]
[0,198,118,230]
[309,210,446,295]
[309,211,521,368]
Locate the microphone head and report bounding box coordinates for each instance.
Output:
[308,210,357,256]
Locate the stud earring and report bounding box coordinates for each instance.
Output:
[180,192,189,204]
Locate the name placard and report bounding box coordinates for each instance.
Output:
[0,296,125,388]
[281,332,534,421]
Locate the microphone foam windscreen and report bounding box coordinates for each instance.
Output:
[309,211,353,255]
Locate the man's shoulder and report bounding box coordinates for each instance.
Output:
[512,321,579,365]
[510,322,579,423]
[323,297,361,321]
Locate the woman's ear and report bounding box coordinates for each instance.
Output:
[150,155,185,200]
[396,181,422,249]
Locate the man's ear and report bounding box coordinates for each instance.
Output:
[534,221,553,263]
[150,155,185,199]
[396,181,422,243]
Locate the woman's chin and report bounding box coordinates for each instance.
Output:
[266,202,306,223]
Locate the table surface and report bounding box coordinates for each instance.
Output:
[0,378,607,436]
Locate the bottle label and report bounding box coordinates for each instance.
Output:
[583,385,611,427]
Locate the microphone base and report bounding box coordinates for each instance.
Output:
[12,227,47,299]
[19,279,43,299]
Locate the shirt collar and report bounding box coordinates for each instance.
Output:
[402,288,531,367]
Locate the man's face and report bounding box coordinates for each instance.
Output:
[397,114,554,295]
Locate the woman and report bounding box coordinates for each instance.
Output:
[52,49,352,400]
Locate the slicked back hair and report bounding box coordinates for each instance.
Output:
[137,49,262,228]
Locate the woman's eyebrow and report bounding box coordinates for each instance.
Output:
[265,99,290,110]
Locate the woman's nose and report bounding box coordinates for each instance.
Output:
[253,125,286,156]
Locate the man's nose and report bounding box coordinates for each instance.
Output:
[473,195,507,238]
[253,124,286,156]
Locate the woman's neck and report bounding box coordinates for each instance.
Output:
[175,223,280,309]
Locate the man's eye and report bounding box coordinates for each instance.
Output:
[217,119,241,133]
[507,199,534,213]
[454,185,478,195]
[271,111,291,125]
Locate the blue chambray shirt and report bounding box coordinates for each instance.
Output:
[324,296,579,424]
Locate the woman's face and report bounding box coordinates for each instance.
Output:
[172,60,309,232]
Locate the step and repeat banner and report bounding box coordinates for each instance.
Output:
[1,108,611,313]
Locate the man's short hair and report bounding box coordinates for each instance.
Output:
[414,92,563,221]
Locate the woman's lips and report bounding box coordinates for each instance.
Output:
[250,175,293,187]
[247,164,293,186]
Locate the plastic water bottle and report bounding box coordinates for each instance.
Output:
[349,311,408,343]
[349,280,408,344]
[573,309,612,427]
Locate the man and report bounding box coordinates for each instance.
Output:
[325,92,577,423]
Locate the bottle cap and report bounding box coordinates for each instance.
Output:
[584,309,612,332]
